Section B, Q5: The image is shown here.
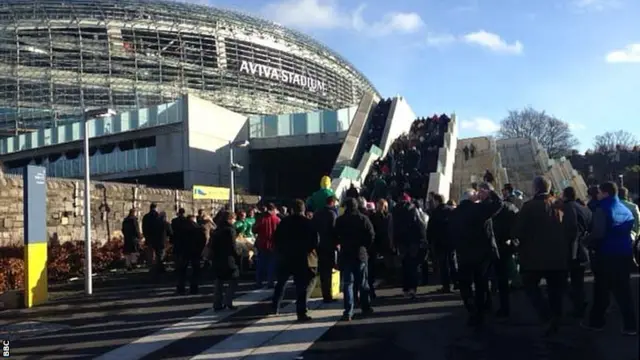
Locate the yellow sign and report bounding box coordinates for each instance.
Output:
[192,185,230,200]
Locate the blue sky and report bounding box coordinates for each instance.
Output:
[183,0,639,151]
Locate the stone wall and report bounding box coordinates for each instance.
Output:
[0,172,259,246]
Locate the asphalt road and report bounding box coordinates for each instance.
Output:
[1,269,638,360]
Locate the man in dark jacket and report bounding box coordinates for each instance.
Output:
[313,196,339,303]
[514,176,569,335]
[491,195,519,317]
[450,184,502,328]
[391,193,428,298]
[272,199,319,322]
[335,197,376,321]
[171,209,199,294]
[210,211,240,310]
[583,182,637,335]
[122,209,142,271]
[345,184,360,199]
[142,203,164,272]
[427,194,456,293]
[562,186,592,318]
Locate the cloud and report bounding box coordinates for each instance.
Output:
[460,118,501,134]
[262,0,424,35]
[569,123,587,131]
[425,32,457,47]
[462,30,524,54]
[571,0,621,11]
[606,44,640,63]
[262,0,347,29]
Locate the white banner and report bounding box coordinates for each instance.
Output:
[239,60,326,93]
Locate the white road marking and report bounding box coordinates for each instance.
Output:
[191,299,343,360]
[93,288,274,360]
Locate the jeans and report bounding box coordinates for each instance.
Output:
[522,270,566,322]
[256,249,276,287]
[588,255,637,331]
[342,259,371,317]
[213,278,237,308]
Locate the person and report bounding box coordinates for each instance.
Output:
[142,203,164,272]
[234,210,254,240]
[271,199,319,322]
[427,194,456,293]
[121,208,141,271]
[449,184,502,329]
[587,186,600,213]
[491,192,519,318]
[345,183,360,199]
[562,186,592,318]
[174,213,205,295]
[313,195,339,303]
[210,211,240,310]
[253,203,281,288]
[583,182,637,335]
[308,176,336,213]
[618,187,640,243]
[335,197,376,321]
[390,193,428,299]
[154,211,172,273]
[483,169,495,184]
[514,176,569,335]
[463,145,470,161]
[368,199,393,295]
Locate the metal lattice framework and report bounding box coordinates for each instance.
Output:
[0,0,380,135]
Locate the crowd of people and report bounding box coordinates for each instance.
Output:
[363,115,451,202]
[119,172,639,335]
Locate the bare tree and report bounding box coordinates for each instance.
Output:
[498,107,579,158]
[593,130,639,152]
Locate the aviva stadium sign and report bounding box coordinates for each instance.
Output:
[239,60,326,93]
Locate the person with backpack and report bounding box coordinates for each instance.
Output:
[514,176,570,335]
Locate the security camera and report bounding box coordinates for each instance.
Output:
[231,163,244,172]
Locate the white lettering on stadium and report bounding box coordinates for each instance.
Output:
[239,60,326,93]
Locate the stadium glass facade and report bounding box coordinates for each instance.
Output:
[0,0,379,135]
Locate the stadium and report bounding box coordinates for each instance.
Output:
[0,0,379,134]
[0,0,465,202]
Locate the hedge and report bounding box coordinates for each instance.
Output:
[0,239,174,293]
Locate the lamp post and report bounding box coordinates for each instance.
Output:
[229,140,250,214]
[619,174,624,188]
[82,107,116,296]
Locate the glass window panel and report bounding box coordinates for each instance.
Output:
[71,122,82,141]
[277,115,290,136]
[292,113,307,135]
[120,112,131,131]
[263,115,278,137]
[147,147,157,168]
[116,150,127,173]
[307,112,320,134]
[43,129,52,146]
[320,110,337,133]
[249,116,263,138]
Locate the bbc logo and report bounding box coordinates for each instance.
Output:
[2,340,9,358]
